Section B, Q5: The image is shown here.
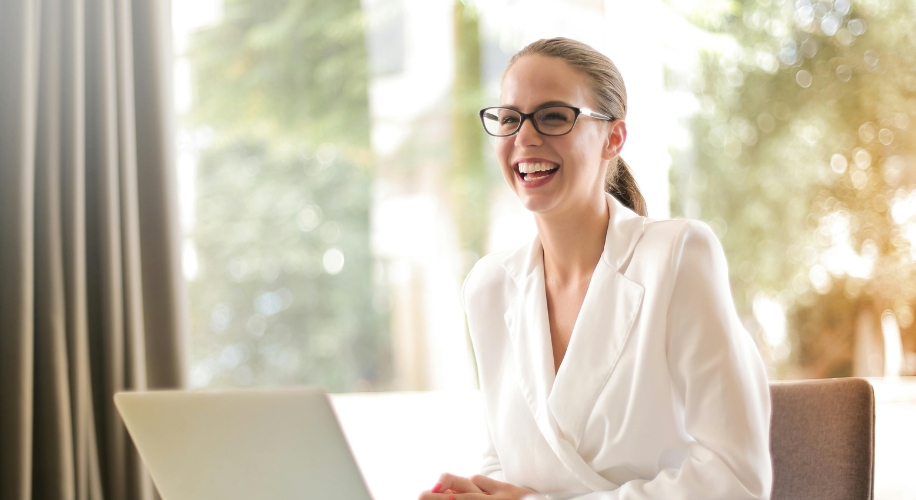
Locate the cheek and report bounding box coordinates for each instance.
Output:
[494,139,514,175]
[568,134,606,178]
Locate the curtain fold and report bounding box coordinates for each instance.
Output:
[33,3,77,499]
[1,1,40,499]
[0,0,189,499]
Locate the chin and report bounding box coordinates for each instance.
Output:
[515,192,561,215]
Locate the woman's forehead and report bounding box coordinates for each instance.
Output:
[500,55,591,108]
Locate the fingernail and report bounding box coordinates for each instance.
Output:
[448,496,456,500]
[431,482,442,493]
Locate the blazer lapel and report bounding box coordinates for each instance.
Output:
[548,194,646,447]
[501,246,620,491]
[501,237,555,429]
[499,194,646,490]
[547,260,644,447]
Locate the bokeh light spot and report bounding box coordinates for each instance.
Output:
[323,247,345,275]
[830,154,848,174]
[836,64,852,82]
[796,69,813,88]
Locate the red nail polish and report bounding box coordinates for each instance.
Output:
[431,482,442,493]
[448,496,456,500]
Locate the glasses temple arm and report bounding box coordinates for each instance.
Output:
[580,107,614,121]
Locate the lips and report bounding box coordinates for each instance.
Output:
[515,160,559,182]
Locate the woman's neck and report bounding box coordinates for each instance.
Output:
[535,194,609,285]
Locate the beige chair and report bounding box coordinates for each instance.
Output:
[769,378,875,500]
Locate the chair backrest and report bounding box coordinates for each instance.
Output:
[770,378,875,500]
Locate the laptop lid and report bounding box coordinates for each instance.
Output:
[114,387,373,500]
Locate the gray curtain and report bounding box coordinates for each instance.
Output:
[0,0,190,499]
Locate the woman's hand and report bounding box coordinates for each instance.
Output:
[418,473,536,500]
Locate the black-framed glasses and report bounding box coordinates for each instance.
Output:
[479,105,614,137]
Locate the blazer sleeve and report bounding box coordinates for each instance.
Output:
[461,263,506,481]
[576,221,773,500]
[480,416,506,480]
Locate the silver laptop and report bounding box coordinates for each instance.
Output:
[114,387,373,500]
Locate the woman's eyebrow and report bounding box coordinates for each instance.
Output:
[536,100,573,108]
[499,100,574,111]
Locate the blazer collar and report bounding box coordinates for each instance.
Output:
[498,193,646,488]
[501,193,647,285]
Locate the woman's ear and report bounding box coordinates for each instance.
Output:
[601,120,627,161]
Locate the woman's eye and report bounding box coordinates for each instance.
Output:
[500,116,520,124]
[542,112,569,122]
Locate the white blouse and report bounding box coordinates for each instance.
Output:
[463,194,772,500]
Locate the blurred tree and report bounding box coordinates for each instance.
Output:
[189,0,372,148]
[452,0,489,272]
[670,0,916,377]
[184,0,390,391]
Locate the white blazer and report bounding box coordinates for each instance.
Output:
[463,193,772,499]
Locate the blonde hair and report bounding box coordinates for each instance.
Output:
[506,37,647,216]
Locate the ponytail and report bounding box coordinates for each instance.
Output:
[606,156,647,217]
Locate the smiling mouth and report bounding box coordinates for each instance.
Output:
[516,161,559,181]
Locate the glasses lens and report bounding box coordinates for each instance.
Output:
[534,107,577,135]
[481,108,521,136]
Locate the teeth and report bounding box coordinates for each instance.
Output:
[518,162,558,174]
[525,172,552,180]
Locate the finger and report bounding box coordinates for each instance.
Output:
[418,493,487,500]
[470,474,507,493]
[451,494,497,500]
[418,493,464,500]
[436,473,484,494]
[421,485,456,498]
[417,491,466,500]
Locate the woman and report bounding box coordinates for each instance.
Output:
[420,38,771,500]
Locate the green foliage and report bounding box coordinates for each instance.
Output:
[451,1,490,271]
[672,0,916,376]
[187,0,371,149]
[190,140,386,390]
[185,0,389,390]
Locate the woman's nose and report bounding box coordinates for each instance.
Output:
[514,117,542,146]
